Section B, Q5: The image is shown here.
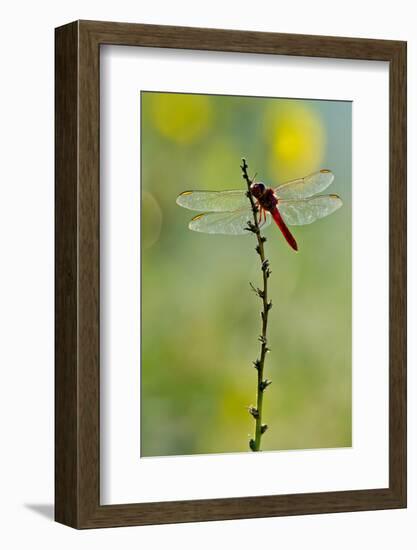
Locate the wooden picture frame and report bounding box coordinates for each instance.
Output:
[55,20,407,529]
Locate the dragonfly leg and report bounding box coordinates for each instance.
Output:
[257,205,261,224]
[256,201,265,225]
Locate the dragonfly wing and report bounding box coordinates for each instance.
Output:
[176,189,248,212]
[278,194,343,226]
[275,169,335,200]
[189,208,271,235]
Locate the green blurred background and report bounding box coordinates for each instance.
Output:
[140,91,352,457]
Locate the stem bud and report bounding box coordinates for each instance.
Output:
[260,379,272,391]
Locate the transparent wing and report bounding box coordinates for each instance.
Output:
[176,189,248,212]
[189,208,271,235]
[278,194,343,226]
[275,169,335,200]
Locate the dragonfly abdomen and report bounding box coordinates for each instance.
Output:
[270,206,298,251]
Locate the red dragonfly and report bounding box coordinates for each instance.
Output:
[176,169,342,251]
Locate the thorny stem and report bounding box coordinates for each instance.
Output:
[241,158,272,452]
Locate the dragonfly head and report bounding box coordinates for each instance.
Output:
[250,182,266,199]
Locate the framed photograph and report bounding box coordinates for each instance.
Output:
[55,20,406,528]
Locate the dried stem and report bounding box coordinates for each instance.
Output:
[241,158,272,452]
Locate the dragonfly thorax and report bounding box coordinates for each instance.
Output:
[250,182,278,211]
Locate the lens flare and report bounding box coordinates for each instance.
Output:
[142,191,163,249]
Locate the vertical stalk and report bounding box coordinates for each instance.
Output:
[241,159,272,452]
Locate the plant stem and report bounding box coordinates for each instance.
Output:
[241,158,272,452]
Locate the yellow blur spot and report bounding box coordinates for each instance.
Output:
[149,93,212,144]
[268,101,326,181]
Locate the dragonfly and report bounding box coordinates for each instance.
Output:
[176,169,343,251]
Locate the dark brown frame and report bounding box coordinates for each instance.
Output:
[55,20,407,529]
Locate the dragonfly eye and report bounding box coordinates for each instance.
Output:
[250,182,266,199]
